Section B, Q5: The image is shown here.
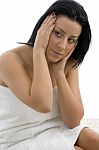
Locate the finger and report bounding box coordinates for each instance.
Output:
[45,23,55,37]
[44,18,56,33]
[42,15,50,24]
[43,12,55,24]
[39,17,56,40]
[66,49,74,59]
[40,13,56,31]
[41,18,56,34]
[62,55,68,64]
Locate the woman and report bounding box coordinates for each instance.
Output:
[0,0,99,149]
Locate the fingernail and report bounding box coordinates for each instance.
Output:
[48,13,51,16]
[52,12,55,16]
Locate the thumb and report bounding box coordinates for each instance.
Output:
[66,49,74,60]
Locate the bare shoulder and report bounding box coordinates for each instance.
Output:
[0,44,33,63]
[0,45,34,108]
[0,45,29,62]
[0,48,23,64]
[0,49,24,86]
[0,45,33,86]
[0,46,26,72]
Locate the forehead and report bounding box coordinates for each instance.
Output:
[55,15,82,36]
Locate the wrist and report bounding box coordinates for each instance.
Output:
[33,49,45,57]
[33,48,45,54]
[55,72,65,80]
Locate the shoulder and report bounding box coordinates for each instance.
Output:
[0,50,23,81]
[0,45,32,67]
[0,50,23,68]
[0,45,32,85]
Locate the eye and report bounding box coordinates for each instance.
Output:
[54,30,62,38]
[68,38,77,44]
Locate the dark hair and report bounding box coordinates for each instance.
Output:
[23,0,91,66]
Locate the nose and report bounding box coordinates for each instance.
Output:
[57,38,68,52]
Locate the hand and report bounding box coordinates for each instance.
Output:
[33,13,56,53]
[50,49,74,76]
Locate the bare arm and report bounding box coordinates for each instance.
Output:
[50,49,84,128]
[31,50,53,112]
[0,13,56,113]
[56,68,84,128]
[0,51,52,113]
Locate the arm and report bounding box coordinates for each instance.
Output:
[29,13,56,112]
[0,14,56,113]
[56,68,84,128]
[0,51,52,113]
[31,50,53,112]
[51,49,84,128]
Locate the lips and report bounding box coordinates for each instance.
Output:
[52,50,63,56]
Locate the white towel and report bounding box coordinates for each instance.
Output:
[0,85,88,150]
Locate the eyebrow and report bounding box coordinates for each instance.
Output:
[55,26,79,38]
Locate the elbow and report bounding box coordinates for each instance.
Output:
[67,120,81,129]
[65,111,84,129]
[30,95,52,113]
[37,105,52,113]
[34,102,52,113]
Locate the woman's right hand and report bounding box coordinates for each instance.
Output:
[33,12,56,53]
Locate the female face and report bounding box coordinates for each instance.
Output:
[46,15,82,63]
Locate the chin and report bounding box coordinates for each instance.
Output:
[46,53,62,63]
[49,58,61,63]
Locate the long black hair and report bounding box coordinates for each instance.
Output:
[23,0,91,66]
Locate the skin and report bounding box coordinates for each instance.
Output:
[0,13,99,150]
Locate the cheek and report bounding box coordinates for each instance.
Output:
[67,44,75,52]
[48,34,57,47]
[64,46,75,56]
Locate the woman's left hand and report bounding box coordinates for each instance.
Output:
[51,49,74,76]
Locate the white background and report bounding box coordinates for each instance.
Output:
[0,0,99,118]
